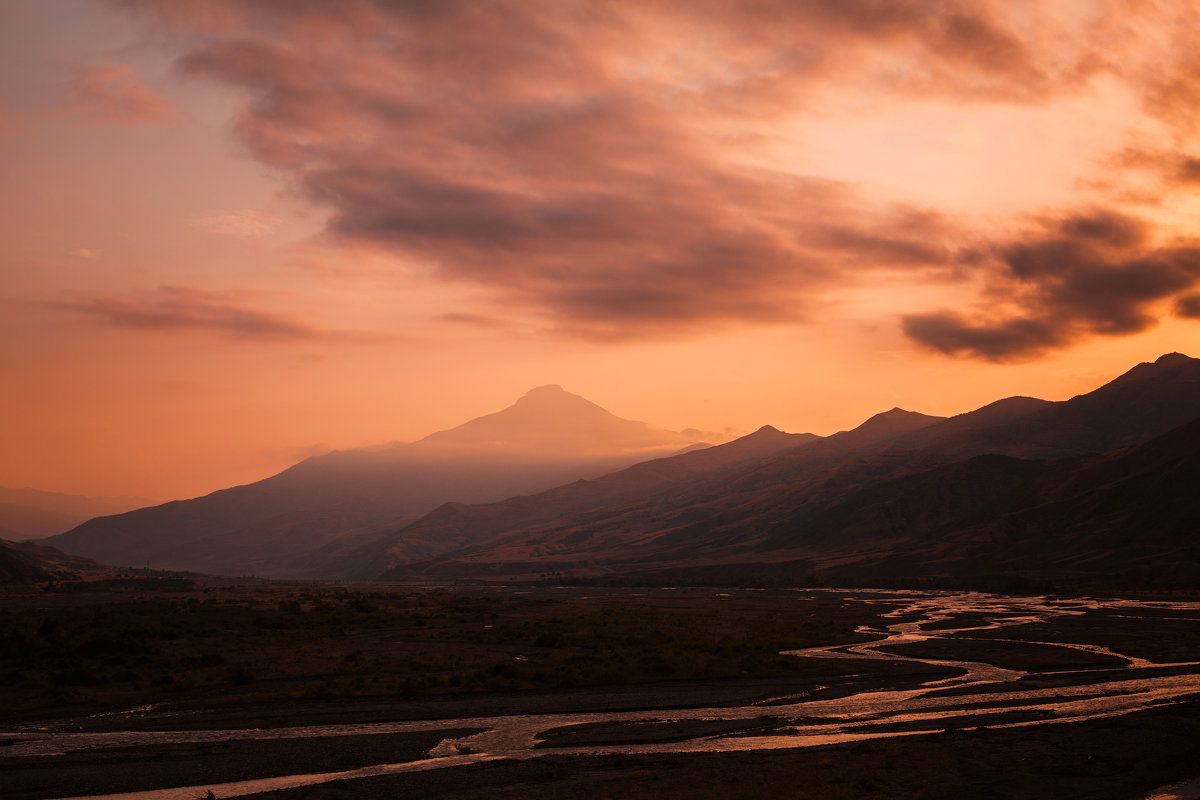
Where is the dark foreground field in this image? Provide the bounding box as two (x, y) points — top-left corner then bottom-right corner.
(2, 583), (1199, 799)
(0, 582), (919, 719)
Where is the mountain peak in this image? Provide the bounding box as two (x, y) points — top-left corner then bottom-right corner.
(419, 386), (712, 454)
(850, 407), (945, 439)
(1154, 352), (1194, 366)
(1101, 352), (1198, 391)
(870, 407), (924, 422)
(511, 385), (598, 411)
(521, 384), (567, 398)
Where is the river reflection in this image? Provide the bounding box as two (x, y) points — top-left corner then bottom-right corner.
(8, 590), (1200, 800)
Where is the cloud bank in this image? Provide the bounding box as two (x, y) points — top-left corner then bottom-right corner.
(903, 210), (1200, 360)
(114, 0), (1200, 353)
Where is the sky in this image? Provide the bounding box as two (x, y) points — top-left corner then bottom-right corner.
(3, 0), (1200, 503)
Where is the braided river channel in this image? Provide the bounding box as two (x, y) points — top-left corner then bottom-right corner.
(5, 590), (1200, 799)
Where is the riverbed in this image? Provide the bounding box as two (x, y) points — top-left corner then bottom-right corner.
(4, 589), (1199, 799)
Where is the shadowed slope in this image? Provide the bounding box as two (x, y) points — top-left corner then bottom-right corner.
(44, 389), (723, 575)
(325, 424), (820, 578)
(758, 412), (1200, 586)
(0, 538), (102, 584)
(366, 409), (941, 579)
(374, 353), (1200, 583)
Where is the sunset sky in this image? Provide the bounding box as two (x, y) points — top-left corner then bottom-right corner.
(3, 0), (1200, 502)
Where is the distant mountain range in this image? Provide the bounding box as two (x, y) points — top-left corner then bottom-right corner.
(32, 353), (1200, 589)
(0, 537), (102, 585)
(0, 488), (147, 541)
(42, 386), (731, 576)
(370, 353), (1200, 589)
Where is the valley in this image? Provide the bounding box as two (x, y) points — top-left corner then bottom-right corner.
(3, 584), (1200, 799)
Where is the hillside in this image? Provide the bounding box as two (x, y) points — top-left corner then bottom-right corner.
(43, 387), (726, 576)
(0, 538), (103, 585)
(374, 353), (1200, 586)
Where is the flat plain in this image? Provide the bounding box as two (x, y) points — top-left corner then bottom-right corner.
(3, 582), (1199, 799)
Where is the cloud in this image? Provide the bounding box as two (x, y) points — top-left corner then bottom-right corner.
(70, 248), (99, 259)
(49, 285), (388, 343)
(438, 312), (510, 329)
(191, 210), (280, 238)
(104, 1), (1060, 339)
(902, 209), (1200, 361)
(62, 62), (177, 126)
(112, 1), (1200, 348)
(1177, 293), (1200, 320)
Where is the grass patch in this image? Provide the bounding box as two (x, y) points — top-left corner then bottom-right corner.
(0, 586), (903, 719)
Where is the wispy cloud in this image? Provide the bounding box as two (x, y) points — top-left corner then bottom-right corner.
(49, 285), (390, 344)
(191, 210), (279, 239)
(438, 312), (512, 330)
(61, 62), (177, 126)
(69, 248), (100, 260)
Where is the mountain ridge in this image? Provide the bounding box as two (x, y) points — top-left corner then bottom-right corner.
(374, 353), (1200, 585)
(43, 387), (728, 575)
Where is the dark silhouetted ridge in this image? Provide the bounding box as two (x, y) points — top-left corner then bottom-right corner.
(373, 353), (1200, 586)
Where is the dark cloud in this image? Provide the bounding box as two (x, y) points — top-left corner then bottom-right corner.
(901, 313), (1067, 362)
(113, 1), (1200, 349)
(49, 286), (386, 343)
(1177, 293), (1200, 320)
(903, 210), (1200, 361)
(1172, 157), (1200, 185)
(1107, 146), (1200, 191)
(109, 0), (1066, 338)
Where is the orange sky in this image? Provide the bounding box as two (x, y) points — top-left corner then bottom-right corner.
(3, 0), (1200, 502)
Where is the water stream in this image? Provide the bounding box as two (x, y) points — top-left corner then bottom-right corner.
(7, 591), (1199, 799)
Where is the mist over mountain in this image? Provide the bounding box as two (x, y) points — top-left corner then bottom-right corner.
(418, 385), (716, 454)
(43, 387), (728, 576)
(0, 488), (148, 541)
(374, 353), (1200, 588)
(320, 422), (821, 578)
(37, 353), (1200, 588)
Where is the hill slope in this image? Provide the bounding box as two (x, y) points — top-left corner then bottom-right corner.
(45, 388), (725, 576)
(0, 538), (103, 584)
(374, 353), (1200, 585)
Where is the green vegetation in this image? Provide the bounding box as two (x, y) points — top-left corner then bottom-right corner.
(0, 586), (896, 719)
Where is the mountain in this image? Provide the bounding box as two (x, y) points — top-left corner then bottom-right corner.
(0, 538), (103, 584)
(323, 423), (822, 578)
(0, 487), (147, 540)
(420, 384), (710, 454)
(373, 353), (1200, 585)
(361, 407), (944, 580)
(753, 414), (1200, 587)
(43, 387), (727, 576)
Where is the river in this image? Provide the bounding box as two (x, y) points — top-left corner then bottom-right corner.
(5, 590), (1199, 799)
